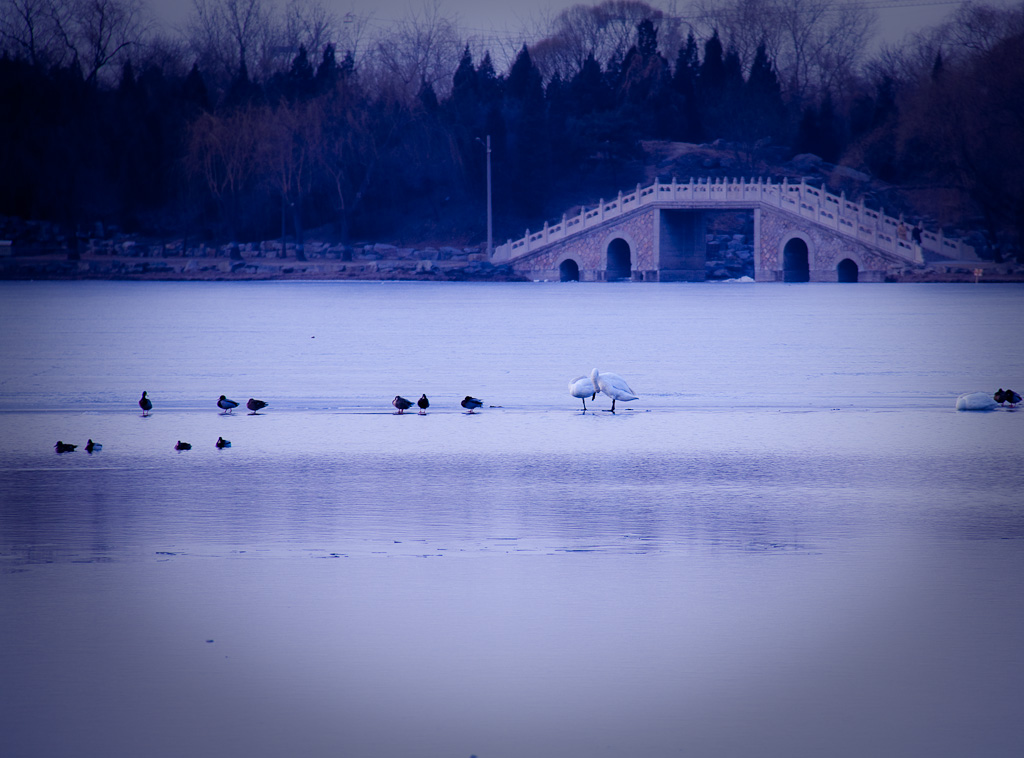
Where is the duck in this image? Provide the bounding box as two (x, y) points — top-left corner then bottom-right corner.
(393, 395), (414, 414)
(1005, 389), (1022, 407)
(417, 394), (430, 414)
(139, 391), (152, 416)
(175, 440), (192, 450)
(216, 436), (231, 449)
(569, 375), (596, 410)
(217, 395), (239, 414)
(85, 439), (102, 453)
(994, 389), (1006, 405)
(54, 441), (76, 453)
(246, 398), (268, 414)
(590, 368), (638, 412)
(461, 396), (483, 413)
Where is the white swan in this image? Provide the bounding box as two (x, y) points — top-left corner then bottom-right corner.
(955, 391), (997, 411)
(569, 375), (596, 410)
(590, 368), (638, 412)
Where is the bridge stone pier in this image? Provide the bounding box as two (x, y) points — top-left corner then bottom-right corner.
(493, 177), (976, 282)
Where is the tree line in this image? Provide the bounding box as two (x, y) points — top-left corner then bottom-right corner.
(1, 0), (1022, 258)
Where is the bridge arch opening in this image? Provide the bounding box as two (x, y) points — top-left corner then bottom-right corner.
(783, 238), (810, 282)
(606, 238), (632, 280)
(559, 259), (580, 282)
(837, 258), (859, 282)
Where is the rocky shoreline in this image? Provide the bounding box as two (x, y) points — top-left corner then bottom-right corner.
(2, 229), (1021, 283)
(0, 237), (529, 282)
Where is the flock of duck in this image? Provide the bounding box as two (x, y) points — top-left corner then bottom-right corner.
(390, 394), (484, 414)
(52, 369), (639, 454)
(994, 389), (1021, 406)
(54, 391), (271, 453)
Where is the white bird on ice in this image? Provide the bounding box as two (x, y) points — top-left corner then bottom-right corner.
(590, 368), (638, 412)
(569, 375), (596, 410)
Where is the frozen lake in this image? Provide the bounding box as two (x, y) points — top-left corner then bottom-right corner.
(1, 280), (1023, 758)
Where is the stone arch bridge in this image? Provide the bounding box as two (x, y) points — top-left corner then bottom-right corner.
(492, 177), (976, 282)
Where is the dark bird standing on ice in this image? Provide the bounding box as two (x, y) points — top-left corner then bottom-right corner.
(393, 395), (414, 414)
(246, 398), (268, 414)
(461, 396), (483, 413)
(139, 391), (152, 416)
(1005, 389), (1022, 407)
(217, 395), (239, 414)
(417, 394), (429, 413)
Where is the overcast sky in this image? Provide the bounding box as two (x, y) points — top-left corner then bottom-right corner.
(144, 0), (1018, 54)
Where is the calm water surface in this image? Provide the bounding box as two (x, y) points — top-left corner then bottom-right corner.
(1, 281), (1023, 758)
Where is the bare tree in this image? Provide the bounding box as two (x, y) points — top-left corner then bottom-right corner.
(1, 0), (149, 82)
(693, 0), (876, 104)
(186, 105), (267, 239)
(67, 0), (149, 84)
(261, 98), (322, 257)
(889, 0), (1024, 80)
(185, 0), (274, 85)
(282, 0), (334, 59)
(0, 0), (70, 67)
(939, 0), (1024, 56)
(531, 0), (666, 80)
(366, 0), (462, 102)
(872, 2), (1024, 251)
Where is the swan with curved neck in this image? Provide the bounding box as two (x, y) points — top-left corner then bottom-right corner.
(590, 368), (638, 412)
(569, 375), (595, 410)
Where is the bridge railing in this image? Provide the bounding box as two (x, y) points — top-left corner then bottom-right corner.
(492, 176), (976, 265)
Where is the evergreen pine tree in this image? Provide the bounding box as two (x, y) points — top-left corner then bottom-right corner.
(288, 45), (315, 100)
(181, 63), (209, 112)
(315, 44), (339, 94)
(742, 42), (785, 145)
(672, 33), (702, 141)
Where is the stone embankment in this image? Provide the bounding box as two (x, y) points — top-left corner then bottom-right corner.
(2, 220), (1020, 282)
(0, 235), (527, 281)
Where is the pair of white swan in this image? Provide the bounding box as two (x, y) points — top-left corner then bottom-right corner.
(569, 368), (638, 411)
